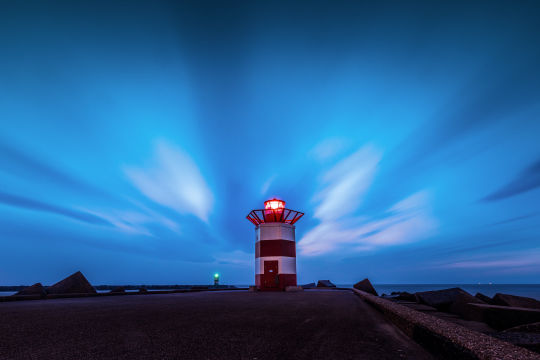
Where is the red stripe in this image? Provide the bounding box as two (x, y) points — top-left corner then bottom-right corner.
(255, 240), (296, 258)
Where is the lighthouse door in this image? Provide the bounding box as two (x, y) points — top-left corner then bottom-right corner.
(263, 261), (279, 289)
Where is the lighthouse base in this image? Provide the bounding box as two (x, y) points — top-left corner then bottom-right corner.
(255, 223), (298, 291)
(256, 274), (297, 291)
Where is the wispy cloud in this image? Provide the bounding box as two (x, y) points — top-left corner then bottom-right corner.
(313, 145), (382, 221)
(299, 191), (436, 256)
(260, 175), (276, 196)
(437, 250), (540, 272)
(309, 138), (349, 162)
(482, 158), (540, 202)
(214, 249), (253, 266)
(81, 206), (180, 236)
(0, 141), (116, 202)
(445, 258), (538, 269)
(298, 145), (436, 256)
(0, 190), (113, 227)
(485, 213), (539, 227)
(125, 141), (214, 222)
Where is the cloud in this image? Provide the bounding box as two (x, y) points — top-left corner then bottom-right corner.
(298, 144), (436, 256)
(486, 213), (538, 227)
(214, 249), (253, 266)
(0, 142), (184, 237)
(0, 191), (112, 227)
(0, 142), (116, 202)
(394, 50), (540, 173)
(313, 145), (382, 221)
(482, 158), (540, 201)
(260, 175), (276, 195)
(445, 258), (537, 269)
(299, 191), (436, 256)
(81, 207), (181, 236)
(437, 250), (540, 271)
(0, 141), (119, 207)
(125, 141), (213, 222)
(309, 138), (349, 162)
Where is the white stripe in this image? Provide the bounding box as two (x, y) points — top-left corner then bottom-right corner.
(255, 256), (296, 275)
(257, 223), (295, 241)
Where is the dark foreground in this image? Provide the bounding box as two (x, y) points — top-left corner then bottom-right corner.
(0, 290), (433, 360)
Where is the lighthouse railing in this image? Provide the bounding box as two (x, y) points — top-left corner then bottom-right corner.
(246, 208), (304, 226)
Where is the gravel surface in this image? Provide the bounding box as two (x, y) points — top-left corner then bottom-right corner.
(0, 290), (433, 360)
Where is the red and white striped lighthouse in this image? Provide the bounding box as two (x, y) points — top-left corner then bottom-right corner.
(246, 199), (304, 291)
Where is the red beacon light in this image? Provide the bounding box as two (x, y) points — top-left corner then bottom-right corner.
(265, 199), (285, 210)
(247, 198), (304, 226)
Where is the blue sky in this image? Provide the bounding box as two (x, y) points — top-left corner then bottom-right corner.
(1, 1), (540, 285)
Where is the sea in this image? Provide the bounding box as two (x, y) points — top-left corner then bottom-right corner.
(2, 284), (540, 300)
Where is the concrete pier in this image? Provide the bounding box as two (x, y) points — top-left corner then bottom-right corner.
(0, 290), (433, 359)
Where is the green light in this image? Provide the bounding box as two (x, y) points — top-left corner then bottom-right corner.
(214, 273), (219, 279)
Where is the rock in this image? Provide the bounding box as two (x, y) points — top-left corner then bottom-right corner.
(109, 286), (125, 293)
(285, 286), (303, 292)
(138, 287), (148, 293)
(448, 291), (485, 319)
(47, 271), (96, 294)
(466, 303), (540, 330)
(393, 291), (416, 301)
(380, 294), (399, 300)
(491, 331), (540, 353)
(475, 292), (495, 304)
(316, 280), (336, 288)
(301, 283), (316, 289)
(14, 283), (47, 297)
(492, 293), (540, 310)
(504, 322), (540, 334)
(415, 288), (471, 310)
(353, 278), (378, 296)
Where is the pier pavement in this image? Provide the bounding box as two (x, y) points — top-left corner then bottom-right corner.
(0, 290), (433, 359)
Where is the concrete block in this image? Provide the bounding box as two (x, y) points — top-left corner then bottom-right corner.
(493, 293), (540, 310)
(47, 271), (96, 295)
(415, 288), (470, 310)
(14, 283), (47, 297)
(317, 280), (336, 288)
(466, 303), (540, 330)
(353, 278), (378, 296)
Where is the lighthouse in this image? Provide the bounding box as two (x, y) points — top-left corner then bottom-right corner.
(246, 198), (304, 291)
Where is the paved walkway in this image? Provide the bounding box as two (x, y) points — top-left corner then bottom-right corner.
(0, 290), (433, 359)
